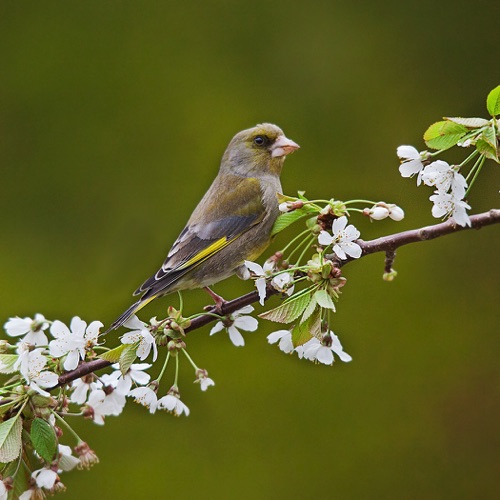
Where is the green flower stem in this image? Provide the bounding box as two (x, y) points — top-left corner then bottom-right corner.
(343, 199), (376, 206)
(295, 235), (316, 267)
(155, 351), (171, 384)
(173, 353), (179, 387)
(465, 155), (485, 196)
(181, 349), (198, 371)
(188, 311), (224, 321)
(459, 148), (480, 168)
(52, 410), (84, 443)
(177, 291), (184, 314)
(280, 228), (312, 255)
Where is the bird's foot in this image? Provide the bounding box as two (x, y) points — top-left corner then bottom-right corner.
(203, 287), (228, 315)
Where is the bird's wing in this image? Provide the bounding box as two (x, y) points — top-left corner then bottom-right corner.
(134, 176), (265, 295)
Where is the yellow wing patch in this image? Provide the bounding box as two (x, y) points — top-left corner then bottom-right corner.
(178, 236), (231, 270)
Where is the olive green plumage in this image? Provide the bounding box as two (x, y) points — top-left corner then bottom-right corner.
(108, 123), (299, 331)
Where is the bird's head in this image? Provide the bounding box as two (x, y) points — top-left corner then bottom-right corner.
(221, 123), (299, 177)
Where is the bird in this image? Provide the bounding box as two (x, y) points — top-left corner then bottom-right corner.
(107, 123), (299, 331)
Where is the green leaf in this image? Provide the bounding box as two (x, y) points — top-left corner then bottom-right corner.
(301, 295), (317, 323)
(0, 416), (22, 463)
(119, 344), (138, 375)
(0, 354), (18, 374)
(291, 309), (322, 348)
(259, 291), (312, 324)
(0, 401), (16, 416)
(486, 85), (500, 116)
(271, 206), (316, 236)
(481, 126), (497, 150)
(476, 139), (499, 162)
(445, 117), (490, 128)
(30, 417), (57, 463)
(2, 458), (28, 498)
(313, 289), (336, 311)
(423, 120), (468, 150)
(98, 344), (128, 363)
(291, 321), (313, 348)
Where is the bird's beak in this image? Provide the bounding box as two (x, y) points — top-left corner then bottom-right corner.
(271, 135), (300, 158)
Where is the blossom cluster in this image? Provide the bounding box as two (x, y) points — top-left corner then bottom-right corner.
(397, 146), (471, 226)
(267, 329), (352, 365)
(0, 312), (215, 497)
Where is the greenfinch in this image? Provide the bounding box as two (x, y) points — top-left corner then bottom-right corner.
(108, 123), (299, 331)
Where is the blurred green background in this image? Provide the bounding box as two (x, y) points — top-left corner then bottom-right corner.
(1, 1), (499, 498)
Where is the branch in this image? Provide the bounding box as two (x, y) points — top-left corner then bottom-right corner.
(56, 209), (499, 387)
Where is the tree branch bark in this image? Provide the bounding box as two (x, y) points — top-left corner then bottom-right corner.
(56, 209), (499, 387)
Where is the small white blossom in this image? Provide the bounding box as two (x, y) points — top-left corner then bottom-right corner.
(70, 377), (101, 405)
(194, 369), (215, 391)
(108, 363), (152, 395)
(14, 344), (58, 396)
(429, 190), (471, 227)
(318, 216), (362, 260)
(121, 316), (158, 362)
(210, 305), (258, 347)
(32, 468), (58, 489)
(58, 444), (81, 471)
(0, 480), (8, 500)
(86, 388), (126, 424)
(420, 160), (468, 200)
(244, 260), (295, 305)
(4, 313), (49, 346)
(457, 139), (472, 147)
(157, 392), (190, 416)
(49, 317), (102, 371)
(128, 386), (158, 414)
(267, 329), (294, 354)
(302, 333), (352, 365)
(397, 145), (427, 180)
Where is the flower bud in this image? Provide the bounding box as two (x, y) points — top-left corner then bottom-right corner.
(388, 205), (404, 221)
(370, 206), (390, 220)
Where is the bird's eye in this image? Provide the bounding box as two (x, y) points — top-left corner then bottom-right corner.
(253, 135), (268, 147)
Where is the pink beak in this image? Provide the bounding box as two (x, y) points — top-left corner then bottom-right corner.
(271, 135), (300, 158)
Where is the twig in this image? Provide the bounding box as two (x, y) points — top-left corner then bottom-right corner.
(55, 209), (499, 387)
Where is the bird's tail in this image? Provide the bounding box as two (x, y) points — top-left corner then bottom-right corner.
(105, 295), (156, 333)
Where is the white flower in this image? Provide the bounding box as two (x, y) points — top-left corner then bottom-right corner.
(267, 329), (294, 354)
(108, 363), (151, 395)
(58, 444), (81, 471)
(32, 468), (58, 489)
(128, 386), (158, 414)
(157, 393), (190, 416)
(70, 377), (101, 404)
(194, 369), (215, 391)
(209, 305), (258, 347)
(457, 139), (472, 147)
(244, 260), (275, 305)
(49, 317), (102, 371)
(302, 332), (352, 365)
(14, 344), (58, 396)
(120, 316), (158, 362)
(4, 313), (49, 346)
(244, 260), (295, 305)
(318, 216), (362, 260)
(86, 388), (126, 424)
(429, 190), (471, 227)
(0, 480), (8, 500)
(420, 160), (468, 200)
(397, 145), (426, 180)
